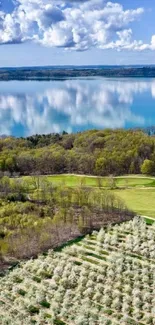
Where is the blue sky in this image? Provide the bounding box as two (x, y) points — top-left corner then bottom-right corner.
(0, 0), (155, 66)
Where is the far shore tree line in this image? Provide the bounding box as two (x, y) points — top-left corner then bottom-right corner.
(0, 129), (155, 177)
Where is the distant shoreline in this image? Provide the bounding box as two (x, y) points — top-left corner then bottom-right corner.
(0, 66), (155, 80)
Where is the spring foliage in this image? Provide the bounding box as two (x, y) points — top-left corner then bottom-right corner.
(0, 129), (155, 176)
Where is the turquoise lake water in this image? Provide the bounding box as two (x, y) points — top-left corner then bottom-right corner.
(0, 78), (155, 136)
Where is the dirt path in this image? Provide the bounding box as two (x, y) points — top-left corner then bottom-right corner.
(141, 215), (155, 221)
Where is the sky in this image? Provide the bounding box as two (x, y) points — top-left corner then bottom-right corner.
(0, 0), (155, 66)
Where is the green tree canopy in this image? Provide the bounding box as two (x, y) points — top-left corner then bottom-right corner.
(141, 159), (155, 175)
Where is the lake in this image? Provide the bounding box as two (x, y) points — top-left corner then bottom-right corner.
(0, 78), (155, 137)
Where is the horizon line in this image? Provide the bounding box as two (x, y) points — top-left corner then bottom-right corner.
(0, 64), (155, 69)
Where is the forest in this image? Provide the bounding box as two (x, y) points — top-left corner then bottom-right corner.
(0, 66), (155, 80)
(0, 128), (155, 176)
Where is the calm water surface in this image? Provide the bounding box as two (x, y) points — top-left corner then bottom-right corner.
(0, 78), (155, 136)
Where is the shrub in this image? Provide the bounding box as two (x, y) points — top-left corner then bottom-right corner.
(28, 305), (39, 314)
(32, 276), (41, 283)
(18, 289), (26, 296)
(14, 276), (23, 283)
(54, 320), (66, 325)
(7, 193), (26, 202)
(0, 231), (6, 239)
(39, 300), (50, 308)
(44, 313), (52, 319)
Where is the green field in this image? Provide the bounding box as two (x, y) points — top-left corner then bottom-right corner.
(114, 188), (155, 217)
(47, 174), (100, 187)
(23, 174), (155, 218)
(29, 174), (155, 188)
(47, 175), (155, 217)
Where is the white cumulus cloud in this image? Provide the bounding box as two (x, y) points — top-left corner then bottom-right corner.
(0, 0), (154, 51)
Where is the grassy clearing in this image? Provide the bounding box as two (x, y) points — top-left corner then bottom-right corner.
(23, 174), (155, 188)
(46, 174), (155, 188)
(115, 177), (155, 187)
(46, 175), (155, 218)
(22, 174), (155, 218)
(114, 188), (155, 218)
(47, 174), (101, 187)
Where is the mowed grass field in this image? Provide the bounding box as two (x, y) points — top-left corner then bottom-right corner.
(46, 175), (155, 218)
(114, 189), (155, 218)
(23, 174), (155, 218)
(45, 174), (155, 188)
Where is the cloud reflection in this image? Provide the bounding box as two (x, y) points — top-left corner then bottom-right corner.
(0, 78), (154, 136)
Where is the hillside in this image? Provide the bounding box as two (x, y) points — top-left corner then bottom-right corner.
(0, 129), (155, 176)
(1, 217), (155, 325)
